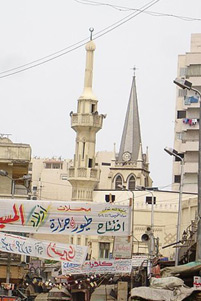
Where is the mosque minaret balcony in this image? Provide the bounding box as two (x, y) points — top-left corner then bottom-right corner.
(71, 112), (104, 132)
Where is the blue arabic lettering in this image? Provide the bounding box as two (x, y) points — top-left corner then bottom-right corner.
(72, 216), (92, 234)
(15, 241), (32, 254)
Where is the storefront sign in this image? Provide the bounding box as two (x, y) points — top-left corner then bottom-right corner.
(0, 199), (131, 236)
(62, 259), (132, 275)
(0, 232), (87, 264)
(113, 236), (132, 258)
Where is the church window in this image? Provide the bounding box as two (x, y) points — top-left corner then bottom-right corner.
(128, 175), (135, 190)
(115, 175), (122, 189)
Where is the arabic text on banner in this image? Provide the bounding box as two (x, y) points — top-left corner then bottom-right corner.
(61, 259), (132, 275)
(0, 199), (131, 236)
(0, 232), (87, 264)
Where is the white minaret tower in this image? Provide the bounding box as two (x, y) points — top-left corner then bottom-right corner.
(68, 29), (105, 201)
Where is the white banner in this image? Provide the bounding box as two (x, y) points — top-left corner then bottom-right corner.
(0, 199), (131, 236)
(62, 259), (132, 275)
(0, 232), (87, 264)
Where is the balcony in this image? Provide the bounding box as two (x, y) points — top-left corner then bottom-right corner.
(0, 143), (31, 163)
(68, 167), (100, 180)
(71, 113), (103, 131)
(183, 162), (198, 174)
(181, 141), (198, 152)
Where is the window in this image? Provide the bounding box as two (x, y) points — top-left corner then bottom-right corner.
(115, 175), (122, 189)
(146, 196), (156, 204)
(174, 175), (181, 183)
(177, 111), (186, 119)
(52, 163), (62, 169)
(102, 162), (111, 166)
(88, 158), (93, 168)
(77, 237), (81, 245)
(91, 104), (96, 113)
(128, 175), (135, 190)
(99, 242), (110, 258)
(175, 153), (184, 162)
(44, 162), (63, 169)
(176, 132), (183, 140)
(70, 237), (74, 244)
(85, 238), (88, 246)
(45, 163), (51, 169)
(82, 142), (85, 159)
(178, 89), (187, 97)
(179, 67), (187, 77)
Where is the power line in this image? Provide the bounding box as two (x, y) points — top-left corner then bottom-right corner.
(74, 0), (201, 22)
(0, 0), (159, 79)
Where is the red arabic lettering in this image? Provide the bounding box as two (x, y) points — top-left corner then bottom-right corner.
(0, 204), (24, 229)
(57, 205), (91, 212)
(47, 243), (75, 262)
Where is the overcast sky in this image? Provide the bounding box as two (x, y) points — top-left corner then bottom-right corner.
(0, 0), (201, 189)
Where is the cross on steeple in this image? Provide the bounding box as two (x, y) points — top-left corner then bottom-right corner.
(131, 66), (138, 76)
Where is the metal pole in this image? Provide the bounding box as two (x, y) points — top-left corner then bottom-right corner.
(6, 178), (15, 296)
(194, 88), (201, 261)
(175, 158), (184, 266)
(130, 192), (134, 290)
(150, 191), (154, 230)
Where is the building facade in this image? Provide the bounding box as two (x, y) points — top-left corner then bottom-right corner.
(0, 134), (31, 286)
(173, 33), (201, 193)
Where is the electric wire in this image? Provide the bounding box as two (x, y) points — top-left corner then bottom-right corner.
(74, 0), (201, 21)
(0, 0), (159, 79)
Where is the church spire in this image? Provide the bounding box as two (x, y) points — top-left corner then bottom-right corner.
(117, 75), (142, 163)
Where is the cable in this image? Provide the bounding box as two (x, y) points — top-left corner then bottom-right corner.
(74, 0), (201, 22)
(0, 37), (89, 75)
(0, 0), (159, 79)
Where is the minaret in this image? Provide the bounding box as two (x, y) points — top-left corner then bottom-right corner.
(68, 29), (105, 201)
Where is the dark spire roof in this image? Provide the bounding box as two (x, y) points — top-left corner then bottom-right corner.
(117, 76), (142, 162)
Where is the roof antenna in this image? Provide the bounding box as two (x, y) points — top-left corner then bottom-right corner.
(89, 27), (94, 41)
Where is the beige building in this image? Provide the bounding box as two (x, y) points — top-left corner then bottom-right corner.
(0, 134), (31, 284)
(173, 33), (201, 193)
(30, 157), (72, 201)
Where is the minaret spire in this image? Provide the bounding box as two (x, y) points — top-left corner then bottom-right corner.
(79, 28), (97, 101)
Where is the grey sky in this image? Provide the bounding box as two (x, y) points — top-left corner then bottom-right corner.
(0, 0), (201, 189)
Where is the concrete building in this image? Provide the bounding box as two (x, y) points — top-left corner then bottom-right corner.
(0, 134), (31, 286)
(173, 33), (201, 193)
(30, 157), (72, 201)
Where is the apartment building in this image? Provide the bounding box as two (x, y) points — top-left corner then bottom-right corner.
(173, 33), (201, 193)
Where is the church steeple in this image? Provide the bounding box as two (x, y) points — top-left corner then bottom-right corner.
(110, 74), (152, 190)
(117, 75), (141, 163)
(68, 30), (105, 201)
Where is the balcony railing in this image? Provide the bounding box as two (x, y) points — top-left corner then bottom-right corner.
(71, 113), (103, 129)
(68, 167), (99, 180)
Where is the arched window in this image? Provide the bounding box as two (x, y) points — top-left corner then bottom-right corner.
(115, 175), (122, 190)
(128, 175), (135, 190)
